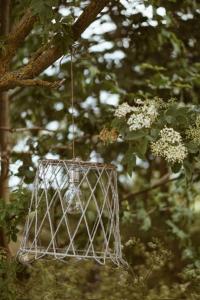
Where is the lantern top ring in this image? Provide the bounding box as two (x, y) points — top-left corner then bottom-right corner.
(39, 159), (116, 170)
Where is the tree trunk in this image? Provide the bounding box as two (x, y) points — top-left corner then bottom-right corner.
(0, 0), (11, 252)
(0, 92), (10, 201)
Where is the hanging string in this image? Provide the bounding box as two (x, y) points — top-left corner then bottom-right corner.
(70, 48), (75, 160)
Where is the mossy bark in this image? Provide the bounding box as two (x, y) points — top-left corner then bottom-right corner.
(0, 0), (11, 253)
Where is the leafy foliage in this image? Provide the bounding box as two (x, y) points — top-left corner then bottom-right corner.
(1, 0), (200, 299)
(0, 187), (29, 242)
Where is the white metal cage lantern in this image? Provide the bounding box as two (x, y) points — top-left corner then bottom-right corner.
(17, 159), (124, 266)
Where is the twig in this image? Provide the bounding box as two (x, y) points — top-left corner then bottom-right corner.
(0, 77), (65, 91)
(11, 151), (33, 155)
(123, 173), (182, 200)
(9, 87), (23, 101)
(0, 126), (56, 133)
(13, 78), (65, 88)
(52, 145), (72, 150)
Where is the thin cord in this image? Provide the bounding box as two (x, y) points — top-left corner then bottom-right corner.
(70, 48), (75, 159)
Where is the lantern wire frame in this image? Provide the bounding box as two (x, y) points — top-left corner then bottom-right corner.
(17, 159), (127, 267)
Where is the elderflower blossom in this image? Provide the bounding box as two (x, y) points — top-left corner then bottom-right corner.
(160, 127), (182, 144)
(114, 102), (132, 118)
(114, 98), (165, 131)
(135, 98), (144, 105)
(127, 113), (151, 131)
(151, 127), (187, 164)
(127, 102), (158, 131)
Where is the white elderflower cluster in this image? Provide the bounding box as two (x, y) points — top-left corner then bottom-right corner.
(186, 115), (200, 145)
(128, 101), (158, 131)
(114, 102), (132, 118)
(151, 127), (187, 164)
(127, 113), (151, 131)
(114, 99), (159, 131)
(160, 127), (182, 144)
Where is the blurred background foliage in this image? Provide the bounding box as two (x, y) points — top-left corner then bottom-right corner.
(1, 0), (200, 299)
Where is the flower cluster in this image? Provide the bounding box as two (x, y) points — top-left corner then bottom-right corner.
(128, 102), (158, 131)
(160, 127), (182, 144)
(114, 102), (132, 118)
(114, 99), (159, 131)
(99, 128), (118, 143)
(186, 115), (200, 145)
(151, 127), (187, 164)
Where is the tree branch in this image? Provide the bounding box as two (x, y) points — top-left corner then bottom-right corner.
(18, 0), (110, 79)
(0, 9), (37, 74)
(0, 0), (111, 91)
(0, 72), (65, 90)
(123, 173), (182, 200)
(9, 78), (65, 89)
(0, 126), (56, 133)
(72, 0), (109, 40)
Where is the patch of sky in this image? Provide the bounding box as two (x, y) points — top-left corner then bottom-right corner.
(10, 176), (21, 188)
(178, 12), (194, 20)
(68, 106), (79, 117)
(23, 57), (29, 65)
(135, 3), (153, 18)
(89, 151), (104, 163)
(54, 102), (64, 111)
(81, 96), (97, 109)
(119, 173), (137, 188)
(122, 38), (130, 48)
(59, 6), (81, 18)
(142, 20), (158, 27)
(83, 15), (117, 39)
(44, 55), (70, 76)
(21, 111), (27, 118)
(120, 1), (154, 18)
(100, 91), (119, 106)
(89, 41), (113, 53)
(9, 160), (23, 188)
(68, 124), (84, 140)
(46, 120), (60, 131)
(32, 155), (40, 164)
(45, 153), (60, 160)
(80, 96), (100, 115)
(104, 50), (125, 62)
(13, 137), (30, 152)
(157, 7), (166, 17)
(136, 157), (149, 168)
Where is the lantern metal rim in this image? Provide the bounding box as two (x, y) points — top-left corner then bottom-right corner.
(17, 248), (123, 266)
(39, 159), (116, 170)
(18, 247), (119, 259)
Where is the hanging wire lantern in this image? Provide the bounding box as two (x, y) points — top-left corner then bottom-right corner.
(17, 158), (124, 265)
(17, 49), (126, 267)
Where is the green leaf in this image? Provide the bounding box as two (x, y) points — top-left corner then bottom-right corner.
(125, 129), (148, 141)
(183, 161), (193, 181)
(166, 220), (188, 240)
(140, 62), (166, 72)
(134, 138), (148, 159)
(137, 208), (151, 231)
(122, 146), (136, 175)
(111, 118), (126, 134)
(148, 73), (171, 89)
(171, 163), (182, 173)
